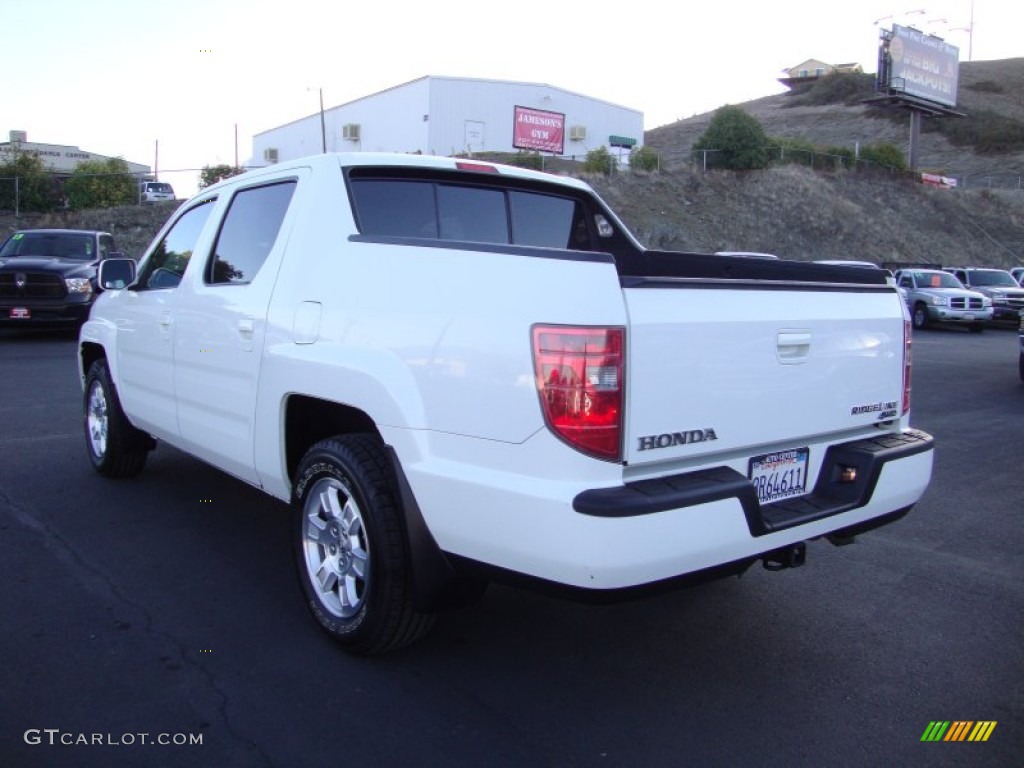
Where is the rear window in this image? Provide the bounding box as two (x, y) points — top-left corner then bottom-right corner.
(349, 176), (590, 250)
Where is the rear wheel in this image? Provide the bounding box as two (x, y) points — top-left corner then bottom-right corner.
(84, 359), (151, 477)
(912, 303), (929, 330)
(292, 435), (434, 654)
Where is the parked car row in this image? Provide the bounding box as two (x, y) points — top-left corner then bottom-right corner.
(894, 266), (1024, 332)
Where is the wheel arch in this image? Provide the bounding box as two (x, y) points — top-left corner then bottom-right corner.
(283, 396), (472, 612)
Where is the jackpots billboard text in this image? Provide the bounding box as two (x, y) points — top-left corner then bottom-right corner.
(887, 24), (960, 108)
(513, 106), (565, 155)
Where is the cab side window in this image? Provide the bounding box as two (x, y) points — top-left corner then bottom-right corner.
(136, 200), (215, 290)
(205, 181), (297, 285)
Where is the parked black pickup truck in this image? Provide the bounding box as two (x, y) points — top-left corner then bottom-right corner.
(0, 229), (122, 328)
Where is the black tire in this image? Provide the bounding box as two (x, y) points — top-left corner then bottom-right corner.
(84, 359), (151, 478)
(968, 324), (985, 333)
(912, 303), (929, 330)
(1019, 352), (1024, 383)
(292, 434), (434, 654)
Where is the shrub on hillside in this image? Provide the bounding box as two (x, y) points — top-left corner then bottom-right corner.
(858, 142), (907, 171)
(629, 145), (660, 172)
(923, 109), (1024, 154)
(694, 106), (769, 170)
(0, 152), (60, 212)
(64, 158), (136, 210)
(583, 146), (615, 175)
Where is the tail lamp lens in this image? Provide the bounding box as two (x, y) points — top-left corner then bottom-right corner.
(532, 326), (624, 461)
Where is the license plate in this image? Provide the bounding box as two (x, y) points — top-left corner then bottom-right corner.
(964, 314), (974, 321)
(749, 448), (809, 504)
(9, 307), (30, 319)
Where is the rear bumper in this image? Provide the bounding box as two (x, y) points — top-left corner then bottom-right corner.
(400, 428), (934, 590)
(574, 429), (933, 536)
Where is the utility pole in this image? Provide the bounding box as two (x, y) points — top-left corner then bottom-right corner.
(318, 88), (327, 153)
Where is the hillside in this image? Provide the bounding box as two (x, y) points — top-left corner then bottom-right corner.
(644, 58), (1024, 183)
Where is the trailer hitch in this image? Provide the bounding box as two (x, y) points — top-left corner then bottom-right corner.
(762, 542), (807, 571)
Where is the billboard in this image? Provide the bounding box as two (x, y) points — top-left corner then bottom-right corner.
(513, 106), (565, 154)
(883, 24), (960, 108)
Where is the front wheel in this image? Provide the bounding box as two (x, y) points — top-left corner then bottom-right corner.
(912, 304), (929, 330)
(292, 435), (434, 654)
(84, 359), (152, 477)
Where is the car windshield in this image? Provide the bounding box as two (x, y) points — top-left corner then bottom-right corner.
(969, 270), (1017, 287)
(0, 232), (95, 260)
(913, 271), (963, 289)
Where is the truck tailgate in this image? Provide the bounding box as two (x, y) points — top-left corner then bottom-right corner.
(620, 259), (904, 467)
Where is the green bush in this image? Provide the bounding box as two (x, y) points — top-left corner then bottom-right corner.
(64, 158), (137, 209)
(583, 146), (615, 175)
(0, 151), (60, 212)
(629, 145), (660, 172)
(199, 164), (245, 189)
(694, 106), (769, 170)
(859, 142), (907, 171)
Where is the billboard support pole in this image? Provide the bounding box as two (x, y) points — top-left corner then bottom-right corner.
(908, 111), (921, 172)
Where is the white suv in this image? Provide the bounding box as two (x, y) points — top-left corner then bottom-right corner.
(139, 181), (175, 203)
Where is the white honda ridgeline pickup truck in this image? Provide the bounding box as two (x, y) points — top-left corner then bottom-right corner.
(79, 153), (934, 653)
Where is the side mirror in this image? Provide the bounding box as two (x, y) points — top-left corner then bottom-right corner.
(98, 258), (137, 291)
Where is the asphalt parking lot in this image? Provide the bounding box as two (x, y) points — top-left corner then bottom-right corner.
(1, 325), (1021, 768)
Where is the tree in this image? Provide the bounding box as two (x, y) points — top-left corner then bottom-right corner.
(64, 158), (136, 209)
(629, 145), (660, 172)
(199, 164), (245, 189)
(0, 151), (60, 212)
(694, 106), (769, 170)
(583, 146), (615, 175)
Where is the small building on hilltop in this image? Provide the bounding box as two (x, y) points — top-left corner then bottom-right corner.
(779, 60), (864, 87)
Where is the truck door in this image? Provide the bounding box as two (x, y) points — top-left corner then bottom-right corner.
(116, 200), (217, 439)
(172, 177), (301, 484)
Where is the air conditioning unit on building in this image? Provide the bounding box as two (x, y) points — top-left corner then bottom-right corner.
(569, 125), (586, 141)
(343, 124), (361, 141)
(263, 147), (279, 163)
(9, 130), (27, 144)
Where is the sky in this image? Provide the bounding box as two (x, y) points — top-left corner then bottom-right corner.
(2, 0), (1020, 198)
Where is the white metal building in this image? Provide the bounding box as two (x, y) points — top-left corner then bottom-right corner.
(251, 76), (644, 166)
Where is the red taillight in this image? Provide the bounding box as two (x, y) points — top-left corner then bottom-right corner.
(903, 318), (912, 415)
(532, 325), (624, 461)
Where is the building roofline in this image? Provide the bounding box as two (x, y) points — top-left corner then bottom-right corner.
(254, 75), (642, 137)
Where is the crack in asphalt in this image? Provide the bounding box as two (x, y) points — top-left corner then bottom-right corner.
(0, 484), (278, 768)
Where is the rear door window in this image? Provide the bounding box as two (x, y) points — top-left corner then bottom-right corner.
(205, 181), (297, 285)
